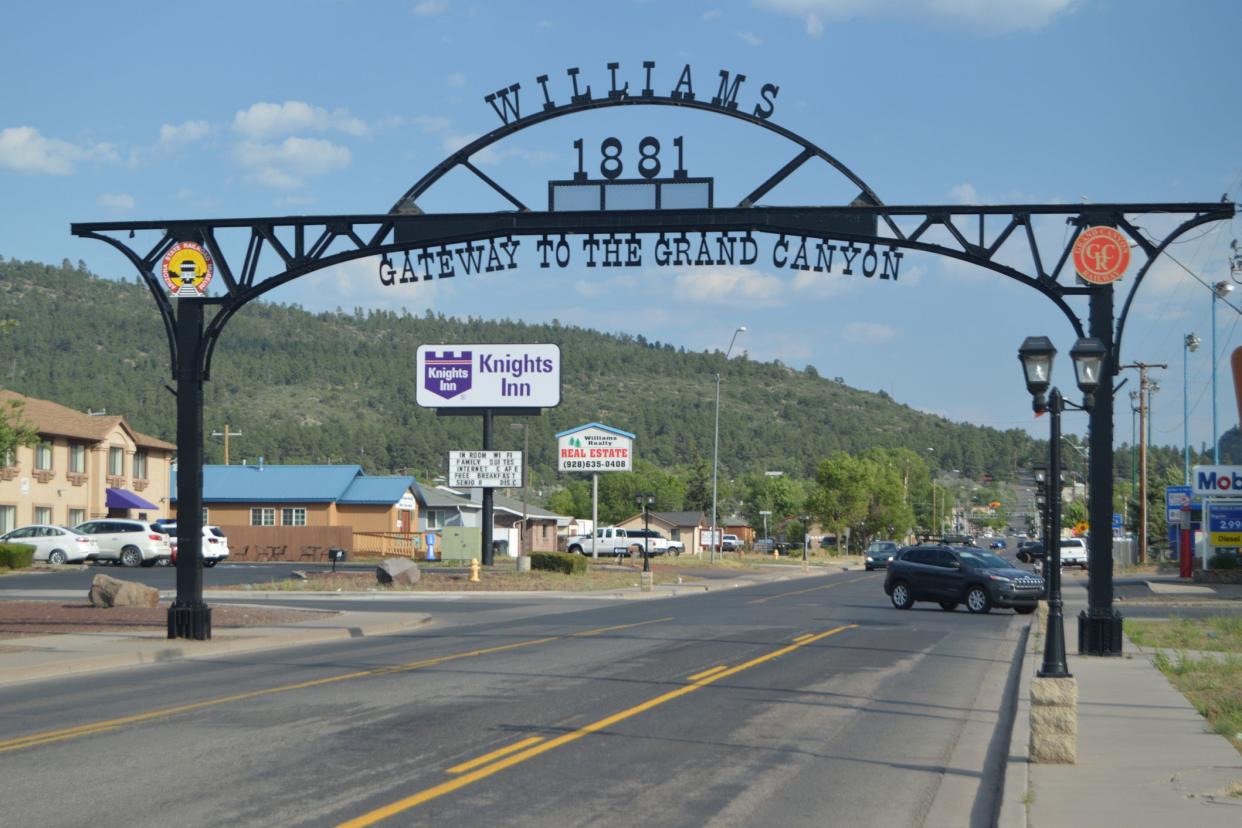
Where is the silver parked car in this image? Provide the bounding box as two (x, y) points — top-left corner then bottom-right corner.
(73, 519), (171, 567)
(0, 524), (100, 564)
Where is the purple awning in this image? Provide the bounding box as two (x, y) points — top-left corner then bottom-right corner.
(105, 487), (158, 510)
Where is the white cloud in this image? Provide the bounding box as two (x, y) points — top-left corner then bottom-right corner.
(737, 31), (764, 46)
(97, 192), (134, 210)
(758, 0), (1079, 36)
(0, 126), (116, 175)
(158, 120), (210, 147)
(842, 321), (897, 344)
(233, 137), (351, 189)
(949, 182), (979, 204)
(412, 0), (448, 15)
(232, 101), (368, 140)
(672, 266), (786, 307)
(446, 72), (467, 88)
(703, 8), (723, 20)
(535, 19), (553, 29)
(442, 133), (500, 165)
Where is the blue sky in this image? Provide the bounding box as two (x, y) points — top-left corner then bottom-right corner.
(2, 0), (1240, 448)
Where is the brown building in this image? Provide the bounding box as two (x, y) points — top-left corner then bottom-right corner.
(0, 390), (175, 532)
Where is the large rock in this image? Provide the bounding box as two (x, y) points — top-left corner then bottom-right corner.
(376, 557), (420, 586)
(88, 574), (160, 608)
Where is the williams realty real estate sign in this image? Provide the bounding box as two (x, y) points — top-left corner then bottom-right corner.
(556, 423), (635, 472)
(416, 344), (561, 408)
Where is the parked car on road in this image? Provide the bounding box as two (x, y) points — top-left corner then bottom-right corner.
(0, 524), (99, 564)
(73, 519), (171, 567)
(864, 540), (900, 570)
(989, 538), (1007, 549)
(754, 537), (794, 555)
(884, 544), (1044, 614)
(1016, 541), (1044, 563)
(1057, 538), (1089, 569)
(160, 522), (231, 567)
(721, 534), (740, 552)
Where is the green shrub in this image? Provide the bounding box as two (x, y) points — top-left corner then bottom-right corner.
(0, 543), (36, 569)
(530, 551), (589, 575)
(1209, 553), (1239, 570)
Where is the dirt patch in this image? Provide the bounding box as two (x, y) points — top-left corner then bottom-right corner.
(0, 601), (331, 639)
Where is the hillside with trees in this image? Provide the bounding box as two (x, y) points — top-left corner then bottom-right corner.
(1, 255), (1049, 536)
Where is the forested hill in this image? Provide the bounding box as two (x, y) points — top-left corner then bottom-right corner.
(0, 256), (1041, 483)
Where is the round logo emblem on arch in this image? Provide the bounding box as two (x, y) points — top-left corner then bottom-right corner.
(161, 242), (214, 297)
(1072, 226), (1131, 284)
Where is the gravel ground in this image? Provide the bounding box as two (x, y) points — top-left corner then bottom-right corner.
(0, 601), (331, 639)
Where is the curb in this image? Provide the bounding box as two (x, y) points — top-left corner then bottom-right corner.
(998, 618), (1036, 828)
(0, 611), (432, 688)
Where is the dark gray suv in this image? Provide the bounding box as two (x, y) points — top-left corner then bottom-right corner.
(883, 544), (1043, 614)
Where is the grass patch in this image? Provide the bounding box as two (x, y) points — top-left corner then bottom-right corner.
(1150, 649), (1242, 755)
(1126, 616), (1242, 653)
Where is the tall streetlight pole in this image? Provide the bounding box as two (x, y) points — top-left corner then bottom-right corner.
(511, 422), (529, 555)
(1212, 280), (1233, 463)
(1184, 333), (1200, 483)
(710, 325), (746, 564)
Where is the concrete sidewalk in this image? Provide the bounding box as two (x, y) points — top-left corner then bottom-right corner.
(1000, 618), (1242, 826)
(0, 607), (432, 688)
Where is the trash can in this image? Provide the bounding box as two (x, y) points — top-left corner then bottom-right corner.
(492, 540), (508, 557)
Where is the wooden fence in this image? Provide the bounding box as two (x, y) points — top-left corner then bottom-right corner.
(217, 525), (353, 563)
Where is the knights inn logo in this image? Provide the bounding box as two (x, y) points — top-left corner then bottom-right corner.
(424, 351), (473, 399)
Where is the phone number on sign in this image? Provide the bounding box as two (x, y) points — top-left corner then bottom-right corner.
(561, 460), (631, 470)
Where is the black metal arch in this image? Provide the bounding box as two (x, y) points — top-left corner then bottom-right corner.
(69, 88), (1237, 644)
(386, 92), (896, 234)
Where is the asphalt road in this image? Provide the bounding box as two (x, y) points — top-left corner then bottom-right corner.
(0, 570), (1025, 827)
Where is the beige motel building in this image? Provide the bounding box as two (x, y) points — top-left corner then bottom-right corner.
(0, 390), (175, 533)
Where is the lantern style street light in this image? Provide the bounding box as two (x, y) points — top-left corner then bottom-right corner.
(710, 326), (746, 563)
(635, 492), (655, 573)
(1017, 335), (1105, 678)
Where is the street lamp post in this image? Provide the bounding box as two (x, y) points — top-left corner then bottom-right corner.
(710, 326), (746, 564)
(511, 422), (529, 555)
(1212, 281), (1233, 463)
(1184, 333), (1200, 483)
(1017, 335), (1106, 679)
(635, 493), (655, 573)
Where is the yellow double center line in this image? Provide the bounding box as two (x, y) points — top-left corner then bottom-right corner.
(339, 623), (857, 827)
(0, 617), (672, 755)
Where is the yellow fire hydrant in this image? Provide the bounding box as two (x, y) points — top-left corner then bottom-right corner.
(469, 558), (481, 583)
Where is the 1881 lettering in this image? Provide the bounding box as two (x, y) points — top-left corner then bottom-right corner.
(572, 136), (688, 180)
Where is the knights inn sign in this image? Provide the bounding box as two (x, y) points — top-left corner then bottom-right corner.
(71, 62), (1236, 642)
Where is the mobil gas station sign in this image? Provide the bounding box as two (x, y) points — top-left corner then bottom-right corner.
(1192, 465), (1242, 496)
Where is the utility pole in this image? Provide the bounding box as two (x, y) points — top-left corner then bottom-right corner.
(210, 424), (243, 465)
(1119, 362), (1166, 564)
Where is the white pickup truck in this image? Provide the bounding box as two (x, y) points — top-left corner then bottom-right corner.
(565, 526), (672, 557)
(1057, 538), (1088, 569)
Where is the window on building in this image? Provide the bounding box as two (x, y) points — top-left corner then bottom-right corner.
(0, 505), (14, 534)
(108, 447), (123, 477)
(250, 507), (275, 527)
(2, 449), (14, 468)
(34, 506), (52, 525)
(35, 441), (53, 471)
(68, 508), (86, 527)
(132, 450), (148, 480)
(69, 443), (86, 474)
(425, 510), (441, 529)
(281, 508), (306, 526)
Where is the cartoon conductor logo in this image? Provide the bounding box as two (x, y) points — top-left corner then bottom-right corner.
(161, 242), (214, 297)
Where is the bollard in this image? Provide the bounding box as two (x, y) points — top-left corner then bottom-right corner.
(469, 558), (480, 583)
(516, 555), (531, 573)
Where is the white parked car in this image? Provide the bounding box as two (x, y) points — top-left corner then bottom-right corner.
(73, 519), (172, 567)
(0, 524), (99, 565)
(159, 522), (230, 567)
(1058, 538), (1088, 569)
